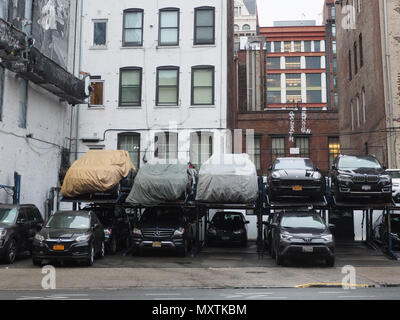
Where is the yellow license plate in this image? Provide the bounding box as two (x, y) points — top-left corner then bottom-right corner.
(152, 241), (162, 248)
(292, 186), (303, 191)
(53, 245), (64, 251)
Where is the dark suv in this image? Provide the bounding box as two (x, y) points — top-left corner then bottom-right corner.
(0, 204), (44, 263)
(267, 210), (335, 267)
(131, 207), (196, 257)
(330, 155), (392, 203)
(267, 158), (325, 202)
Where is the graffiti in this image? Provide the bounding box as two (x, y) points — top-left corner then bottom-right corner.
(301, 109), (311, 134)
(289, 111), (295, 143)
(0, 17), (25, 53)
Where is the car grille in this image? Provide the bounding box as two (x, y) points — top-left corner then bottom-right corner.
(352, 175), (379, 183)
(142, 228), (174, 239)
(352, 175), (365, 183)
(366, 175), (379, 183)
(278, 180), (318, 186)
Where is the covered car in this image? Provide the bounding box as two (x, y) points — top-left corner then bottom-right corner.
(61, 150), (136, 198)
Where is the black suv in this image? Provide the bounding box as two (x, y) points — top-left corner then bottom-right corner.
(0, 204), (44, 263)
(131, 207), (196, 257)
(330, 155), (392, 203)
(207, 211), (249, 246)
(83, 205), (133, 254)
(267, 210), (335, 267)
(267, 158), (325, 202)
(32, 210), (105, 266)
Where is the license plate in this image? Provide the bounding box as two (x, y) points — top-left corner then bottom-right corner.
(362, 185), (372, 191)
(53, 245), (64, 251)
(292, 186), (303, 191)
(222, 236), (230, 241)
(152, 241), (162, 248)
(302, 246), (313, 253)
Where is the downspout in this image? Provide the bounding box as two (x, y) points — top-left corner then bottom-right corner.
(383, 0), (395, 167)
(75, 0), (83, 160)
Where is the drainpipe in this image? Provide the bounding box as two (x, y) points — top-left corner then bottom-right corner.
(383, 0), (395, 167)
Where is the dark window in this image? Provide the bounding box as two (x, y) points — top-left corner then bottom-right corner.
(306, 74), (322, 103)
(328, 137), (340, 169)
(293, 41), (301, 52)
(159, 8), (179, 46)
(284, 41), (291, 52)
(295, 137), (310, 158)
(119, 67), (142, 106)
(123, 9), (143, 46)
(271, 137), (286, 162)
(93, 21), (107, 46)
(118, 132), (141, 169)
(90, 81), (104, 106)
(304, 41), (312, 52)
(274, 41), (282, 52)
(249, 136), (261, 171)
(156, 67), (179, 105)
(359, 33), (364, 67)
(0, 67), (4, 121)
(154, 132), (178, 160)
(314, 41), (321, 52)
(266, 57), (281, 70)
(354, 42), (358, 74)
(194, 7), (215, 45)
(285, 57), (301, 69)
(348, 50), (352, 81)
(191, 66), (214, 105)
(265, 42), (272, 52)
(305, 57), (321, 69)
(190, 131), (213, 170)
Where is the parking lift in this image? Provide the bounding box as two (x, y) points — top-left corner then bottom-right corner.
(0, 172), (21, 204)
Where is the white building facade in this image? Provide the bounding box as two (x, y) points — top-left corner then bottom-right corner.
(77, 0), (234, 170)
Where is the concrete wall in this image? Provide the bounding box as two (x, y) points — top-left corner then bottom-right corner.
(77, 0), (232, 165)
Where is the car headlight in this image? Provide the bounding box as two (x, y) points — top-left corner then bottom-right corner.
(132, 228), (142, 236)
(321, 234), (333, 241)
(272, 172), (280, 179)
(0, 229), (7, 239)
(338, 174), (352, 180)
(313, 172), (322, 179)
(208, 227), (217, 235)
(104, 228), (112, 236)
(173, 227), (185, 236)
(233, 229), (245, 235)
(380, 175), (391, 181)
(280, 233), (293, 240)
(75, 234), (91, 242)
(34, 233), (45, 242)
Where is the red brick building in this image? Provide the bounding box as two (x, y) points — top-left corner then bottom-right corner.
(232, 22), (340, 175)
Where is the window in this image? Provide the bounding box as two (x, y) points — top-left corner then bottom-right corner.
(356, 95), (360, 126)
(190, 132), (213, 170)
(267, 74), (281, 104)
(242, 24), (251, 31)
(348, 50), (352, 81)
(333, 57), (337, 73)
(305, 57), (321, 69)
(285, 57), (301, 70)
(191, 66), (214, 105)
(266, 57), (281, 70)
(293, 41), (301, 52)
(248, 136), (261, 171)
(93, 20), (107, 46)
(304, 41), (312, 52)
(314, 41), (321, 52)
(194, 7), (215, 45)
(306, 74), (322, 103)
(334, 92), (339, 107)
(331, 6), (336, 19)
(351, 100), (355, 131)
(154, 132), (178, 160)
(234, 6), (241, 17)
(118, 133), (141, 169)
(159, 8), (179, 46)
(119, 67), (142, 106)
(123, 9), (143, 46)
(332, 40), (336, 54)
(286, 74), (301, 103)
(156, 67), (179, 106)
(359, 33), (364, 67)
(274, 41), (282, 52)
(18, 79), (28, 129)
(89, 81), (104, 106)
(271, 137), (286, 163)
(328, 137), (341, 169)
(332, 24), (336, 38)
(284, 41), (291, 52)
(295, 137), (310, 158)
(354, 42), (358, 74)
(0, 67), (4, 121)
(234, 24), (239, 32)
(362, 87), (366, 122)
(265, 42), (272, 52)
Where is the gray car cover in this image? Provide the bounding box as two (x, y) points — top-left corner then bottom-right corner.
(196, 154), (259, 203)
(126, 159), (194, 206)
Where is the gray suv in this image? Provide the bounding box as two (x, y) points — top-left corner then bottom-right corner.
(267, 210), (335, 267)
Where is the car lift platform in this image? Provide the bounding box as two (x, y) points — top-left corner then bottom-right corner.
(265, 195), (329, 210)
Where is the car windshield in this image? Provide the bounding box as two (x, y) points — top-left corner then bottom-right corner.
(212, 213), (244, 227)
(46, 213), (90, 229)
(141, 209), (183, 224)
(281, 214), (326, 231)
(274, 159), (314, 170)
(338, 156), (382, 170)
(0, 208), (18, 225)
(388, 171), (400, 179)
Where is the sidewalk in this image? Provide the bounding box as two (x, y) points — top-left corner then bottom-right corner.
(0, 266), (400, 290)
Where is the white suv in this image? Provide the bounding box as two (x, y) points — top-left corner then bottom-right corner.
(387, 169), (400, 203)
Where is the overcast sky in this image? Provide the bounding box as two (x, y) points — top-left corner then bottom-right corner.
(256, 0), (325, 26)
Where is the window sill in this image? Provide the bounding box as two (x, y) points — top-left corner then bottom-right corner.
(154, 105), (180, 109)
(156, 45), (180, 49)
(89, 45), (108, 50)
(189, 104), (216, 108)
(120, 46), (144, 50)
(192, 44), (216, 48)
(88, 105), (105, 109)
(117, 106), (142, 109)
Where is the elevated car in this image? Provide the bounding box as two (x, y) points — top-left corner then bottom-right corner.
(207, 211), (249, 247)
(267, 158), (325, 202)
(0, 204), (43, 264)
(268, 210), (335, 267)
(330, 155), (392, 203)
(386, 169), (400, 203)
(131, 207), (196, 257)
(32, 210), (105, 266)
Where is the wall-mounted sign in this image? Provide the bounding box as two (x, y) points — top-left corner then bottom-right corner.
(290, 148), (300, 155)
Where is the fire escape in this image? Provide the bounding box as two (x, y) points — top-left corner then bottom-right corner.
(0, 17), (87, 105)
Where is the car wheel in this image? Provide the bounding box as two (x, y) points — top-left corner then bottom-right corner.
(326, 256), (335, 267)
(86, 244), (95, 266)
(4, 238), (17, 264)
(32, 258), (42, 266)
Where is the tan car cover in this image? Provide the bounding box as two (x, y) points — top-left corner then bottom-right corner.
(61, 150), (136, 198)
